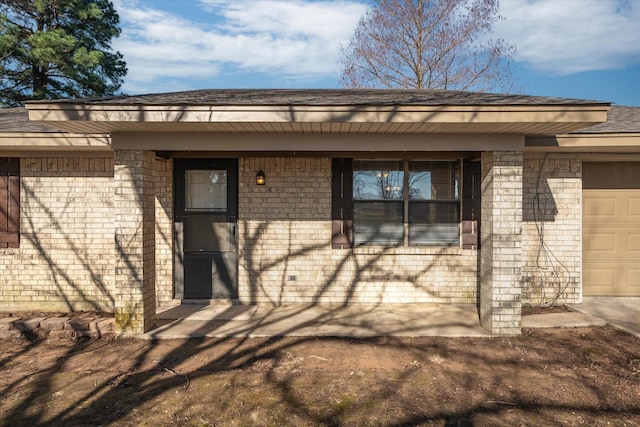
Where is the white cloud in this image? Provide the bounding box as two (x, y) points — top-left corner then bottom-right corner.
(112, 0), (369, 93)
(496, 0), (640, 75)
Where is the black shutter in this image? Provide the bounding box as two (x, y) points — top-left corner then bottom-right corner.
(461, 159), (480, 249)
(0, 158), (20, 248)
(331, 158), (353, 249)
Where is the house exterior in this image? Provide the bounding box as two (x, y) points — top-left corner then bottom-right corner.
(1, 89), (638, 335)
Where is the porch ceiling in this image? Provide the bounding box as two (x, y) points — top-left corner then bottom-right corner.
(25, 104), (607, 135)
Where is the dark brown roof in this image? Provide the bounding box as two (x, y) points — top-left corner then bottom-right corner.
(575, 105), (640, 133)
(26, 89), (608, 107)
(0, 107), (60, 133)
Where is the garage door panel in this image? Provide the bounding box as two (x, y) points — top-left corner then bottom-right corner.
(629, 198), (640, 217)
(583, 267), (615, 288)
(583, 196), (615, 220)
(584, 262), (640, 296)
(629, 234), (640, 252)
(628, 269), (640, 289)
(583, 229), (640, 259)
(584, 191), (640, 225)
(583, 162), (640, 296)
(583, 232), (614, 253)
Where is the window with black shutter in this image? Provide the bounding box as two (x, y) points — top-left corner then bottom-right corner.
(331, 158), (353, 249)
(0, 158), (19, 249)
(332, 157), (479, 249)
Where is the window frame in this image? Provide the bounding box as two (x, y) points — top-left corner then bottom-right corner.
(353, 159), (405, 246)
(352, 158), (462, 247)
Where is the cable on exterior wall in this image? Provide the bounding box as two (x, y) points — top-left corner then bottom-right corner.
(532, 153), (572, 306)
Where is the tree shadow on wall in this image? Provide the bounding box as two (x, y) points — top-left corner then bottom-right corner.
(17, 176), (116, 312)
(1, 103), (630, 426)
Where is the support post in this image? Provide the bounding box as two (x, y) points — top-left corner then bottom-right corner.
(480, 151), (523, 335)
(114, 149), (156, 334)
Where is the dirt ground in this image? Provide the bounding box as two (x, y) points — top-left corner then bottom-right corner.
(1, 321), (639, 427)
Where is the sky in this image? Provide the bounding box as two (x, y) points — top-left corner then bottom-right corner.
(110, 0), (640, 106)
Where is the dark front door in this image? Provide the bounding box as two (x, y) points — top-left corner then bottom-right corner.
(174, 159), (238, 299)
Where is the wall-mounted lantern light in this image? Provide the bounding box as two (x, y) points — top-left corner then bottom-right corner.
(256, 170), (266, 185)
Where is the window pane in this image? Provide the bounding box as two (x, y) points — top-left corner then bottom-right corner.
(354, 201), (403, 245)
(353, 160), (404, 200)
(186, 170), (227, 211)
(183, 215), (233, 252)
(409, 201), (460, 245)
(409, 161), (459, 200)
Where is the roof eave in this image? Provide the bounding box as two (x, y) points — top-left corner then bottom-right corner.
(25, 103), (610, 135)
(0, 132), (111, 151)
(526, 132), (640, 153)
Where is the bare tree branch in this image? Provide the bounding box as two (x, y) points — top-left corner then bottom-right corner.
(339, 0), (517, 92)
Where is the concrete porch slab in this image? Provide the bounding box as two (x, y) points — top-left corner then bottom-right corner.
(157, 304), (258, 321)
(143, 303), (490, 340)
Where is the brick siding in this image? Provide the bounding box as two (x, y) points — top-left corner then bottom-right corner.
(522, 155), (582, 305)
(0, 157), (116, 312)
(154, 157), (173, 306)
(480, 151), (523, 335)
(0, 151), (587, 336)
(237, 157), (478, 306)
(114, 149), (156, 334)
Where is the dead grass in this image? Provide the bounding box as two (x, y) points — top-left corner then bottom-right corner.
(0, 326), (639, 426)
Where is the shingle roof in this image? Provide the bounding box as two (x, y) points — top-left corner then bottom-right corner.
(26, 89), (608, 107)
(11, 91), (640, 135)
(575, 105), (640, 133)
(0, 107), (60, 133)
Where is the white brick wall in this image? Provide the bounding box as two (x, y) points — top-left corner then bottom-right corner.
(0, 157), (116, 312)
(522, 155), (582, 304)
(114, 149), (157, 333)
(0, 152), (586, 335)
(237, 157), (478, 306)
(480, 151), (523, 335)
(154, 158), (173, 306)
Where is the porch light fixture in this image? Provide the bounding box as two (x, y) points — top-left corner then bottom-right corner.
(256, 170), (266, 185)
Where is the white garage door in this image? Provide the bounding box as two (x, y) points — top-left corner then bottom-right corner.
(583, 162), (640, 296)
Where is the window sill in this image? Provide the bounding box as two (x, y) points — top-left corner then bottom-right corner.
(352, 245), (468, 256)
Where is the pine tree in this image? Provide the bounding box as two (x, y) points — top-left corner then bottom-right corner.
(0, 0), (127, 107)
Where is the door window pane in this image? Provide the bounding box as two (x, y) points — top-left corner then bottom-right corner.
(185, 170), (227, 211)
(183, 215), (233, 252)
(354, 160), (404, 200)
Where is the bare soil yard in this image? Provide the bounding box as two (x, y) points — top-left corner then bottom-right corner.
(1, 324), (639, 426)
